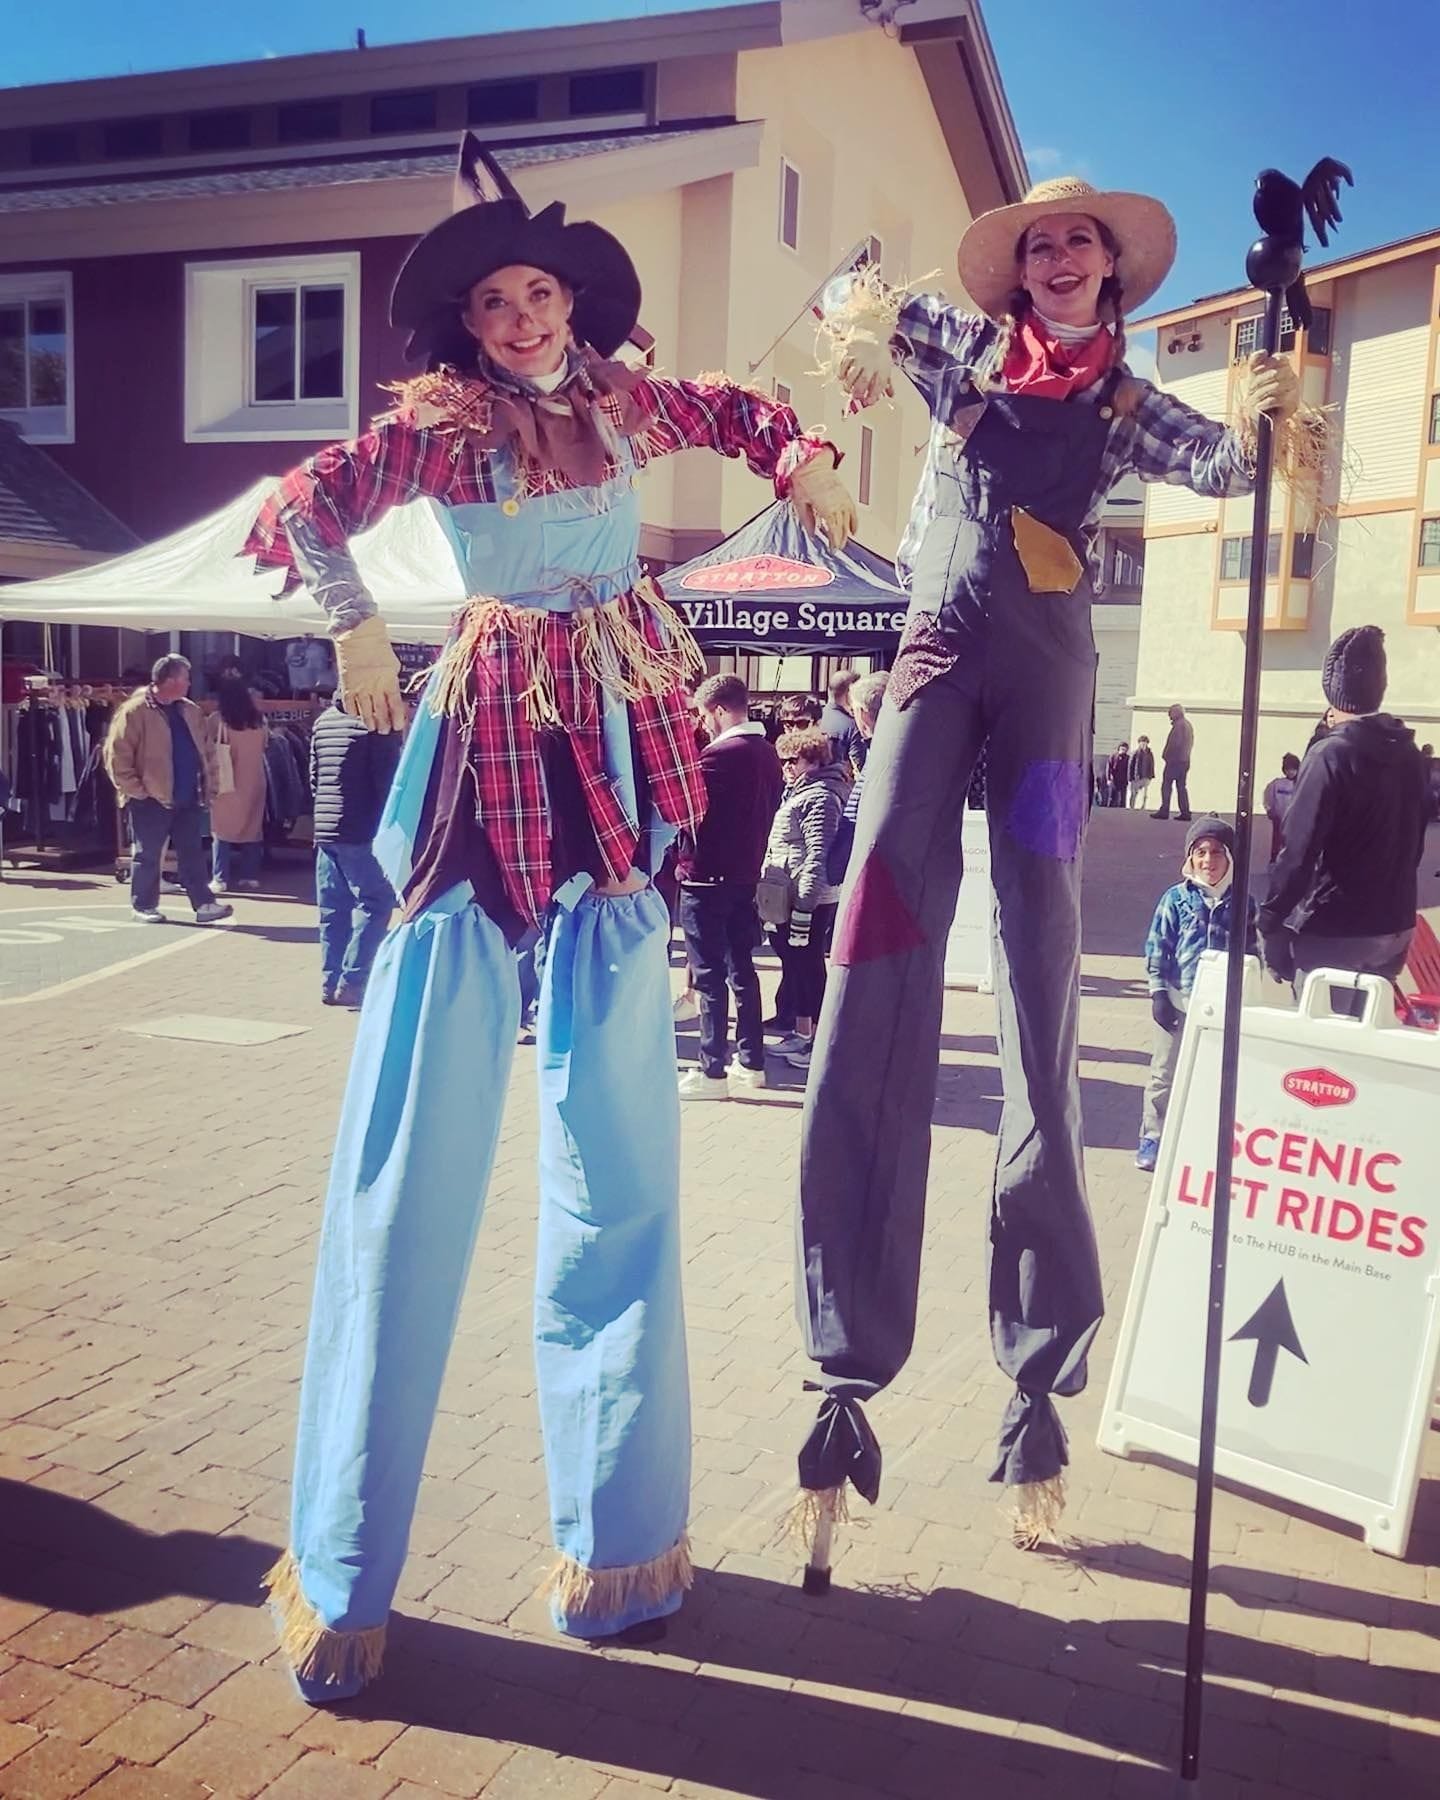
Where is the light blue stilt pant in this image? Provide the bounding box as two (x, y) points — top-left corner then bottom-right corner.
(273, 884), (690, 1699)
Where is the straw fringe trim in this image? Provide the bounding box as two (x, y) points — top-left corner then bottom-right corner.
(428, 586), (703, 734)
(1008, 1475), (1067, 1552)
(542, 1534), (694, 1619)
(263, 1551), (386, 1686)
(777, 1484), (851, 1556)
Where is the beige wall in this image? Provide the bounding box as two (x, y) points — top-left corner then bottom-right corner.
(1132, 252), (1440, 801)
(717, 33), (979, 558)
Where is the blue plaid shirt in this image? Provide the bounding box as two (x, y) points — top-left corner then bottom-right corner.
(889, 293), (1256, 591)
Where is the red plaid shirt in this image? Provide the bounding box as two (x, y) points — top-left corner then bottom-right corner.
(241, 375), (833, 924)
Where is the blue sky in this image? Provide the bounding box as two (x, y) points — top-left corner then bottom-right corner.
(5, 0), (1435, 319)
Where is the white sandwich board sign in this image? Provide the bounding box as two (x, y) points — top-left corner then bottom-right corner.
(1099, 955), (1440, 1555)
(943, 810), (994, 994)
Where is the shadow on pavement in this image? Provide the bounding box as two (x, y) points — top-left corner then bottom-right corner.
(2, 1478), (1434, 1795)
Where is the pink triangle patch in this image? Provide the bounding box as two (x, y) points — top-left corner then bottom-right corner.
(831, 851), (928, 967)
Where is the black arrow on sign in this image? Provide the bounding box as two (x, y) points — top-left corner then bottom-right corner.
(1228, 1279), (1308, 1407)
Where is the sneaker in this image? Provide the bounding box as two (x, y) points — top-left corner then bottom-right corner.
(335, 984), (366, 1009)
(678, 1069), (730, 1101)
(321, 988), (339, 1006)
(193, 901), (234, 925)
(1176, 813), (1193, 823)
(672, 991), (700, 1023)
(731, 1064), (768, 1090)
(236, 879), (261, 892)
(213, 879), (230, 894)
(1135, 1137), (1159, 1172)
(132, 907), (166, 924)
(772, 1032), (811, 1057)
(783, 1042), (813, 1070)
(1150, 812), (1170, 821)
(763, 1016), (796, 1036)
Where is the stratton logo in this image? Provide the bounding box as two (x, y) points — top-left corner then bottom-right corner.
(1283, 1067), (1356, 1109)
(678, 555), (834, 594)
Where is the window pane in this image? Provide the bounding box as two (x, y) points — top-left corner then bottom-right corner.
(189, 109), (252, 152)
(569, 67), (646, 115)
(29, 126), (81, 166)
(0, 306), (26, 409)
(780, 163), (800, 249)
(467, 80), (539, 125)
(300, 286), (345, 400)
(27, 301), (67, 407)
(370, 90), (436, 134)
(1430, 395), (1440, 447)
(1220, 537), (1242, 580)
(1292, 533), (1315, 580)
(774, 380), (791, 407)
(858, 425), (873, 506)
(277, 99), (343, 144)
(253, 289), (297, 402)
(1308, 307), (1332, 357)
(1420, 520), (1440, 568)
(1265, 531), (1280, 578)
(103, 117), (164, 159)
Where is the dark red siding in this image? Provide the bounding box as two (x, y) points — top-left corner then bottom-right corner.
(22, 236), (412, 541)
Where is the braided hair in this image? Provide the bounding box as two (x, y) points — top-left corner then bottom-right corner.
(987, 217), (1128, 387)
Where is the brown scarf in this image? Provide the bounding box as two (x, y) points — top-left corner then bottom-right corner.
(384, 347), (651, 491)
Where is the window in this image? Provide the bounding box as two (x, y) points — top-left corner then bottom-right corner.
(779, 159), (801, 252)
(568, 66), (646, 116)
(858, 425), (874, 507)
(1111, 544), (1144, 589)
(0, 272), (73, 443)
(251, 285), (345, 404)
(1420, 518), (1440, 568)
(185, 254), (359, 442)
(370, 90), (437, 134)
(277, 99), (344, 144)
(774, 380), (792, 408)
(1291, 532), (1316, 579)
(28, 126), (81, 167)
(1430, 394), (1440, 446)
(103, 117), (164, 159)
(852, 234), (883, 273)
(1233, 305), (1331, 361)
(189, 109), (252, 152)
(1219, 532), (1281, 581)
(467, 80), (540, 125)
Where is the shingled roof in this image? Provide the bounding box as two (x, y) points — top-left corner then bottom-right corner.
(0, 423), (139, 553)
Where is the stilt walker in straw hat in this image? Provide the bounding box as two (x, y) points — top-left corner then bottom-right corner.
(242, 139), (857, 1703)
(792, 176), (1320, 1559)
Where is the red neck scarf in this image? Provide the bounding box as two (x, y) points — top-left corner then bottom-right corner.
(1000, 314), (1115, 400)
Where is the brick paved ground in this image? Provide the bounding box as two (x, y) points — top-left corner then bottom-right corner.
(0, 813), (1437, 1800)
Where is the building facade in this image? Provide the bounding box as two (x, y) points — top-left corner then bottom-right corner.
(1130, 229), (1440, 805)
(0, 0), (1025, 699)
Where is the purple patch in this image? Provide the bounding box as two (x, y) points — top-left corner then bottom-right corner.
(1006, 760), (1087, 862)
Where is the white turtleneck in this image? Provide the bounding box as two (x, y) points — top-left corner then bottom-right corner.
(528, 363), (570, 394)
(1032, 309), (1107, 347)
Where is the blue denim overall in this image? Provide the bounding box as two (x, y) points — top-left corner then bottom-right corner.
(798, 379), (1113, 1506)
(273, 439), (691, 1701)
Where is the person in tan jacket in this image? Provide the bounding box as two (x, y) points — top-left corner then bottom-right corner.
(105, 655), (232, 925)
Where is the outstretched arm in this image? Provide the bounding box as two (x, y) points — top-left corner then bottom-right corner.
(1122, 353), (1301, 499)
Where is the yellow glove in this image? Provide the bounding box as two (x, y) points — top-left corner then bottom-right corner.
(789, 457), (858, 551)
(1241, 351), (1299, 421)
(334, 615), (406, 734)
(836, 332), (895, 410)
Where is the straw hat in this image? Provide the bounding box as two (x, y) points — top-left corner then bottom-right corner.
(957, 177), (1177, 319)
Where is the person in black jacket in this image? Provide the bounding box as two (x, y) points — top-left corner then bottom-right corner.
(310, 694), (402, 1005)
(676, 673), (784, 1099)
(1258, 626), (1428, 1004)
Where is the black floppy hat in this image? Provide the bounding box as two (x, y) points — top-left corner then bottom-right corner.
(389, 135), (642, 361)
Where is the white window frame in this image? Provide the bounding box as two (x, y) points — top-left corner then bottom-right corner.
(857, 424), (874, 508)
(0, 270), (75, 445)
(863, 233), (883, 272)
(779, 158), (802, 253)
(184, 253), (360, 443)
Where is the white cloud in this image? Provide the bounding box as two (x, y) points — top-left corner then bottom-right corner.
(1025, 145), (1063, 171)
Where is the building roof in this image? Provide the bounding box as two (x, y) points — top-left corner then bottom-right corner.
(1136, 223), (1440, 331)
(0, 424), (140, 553)
(0, 126), (723, 215)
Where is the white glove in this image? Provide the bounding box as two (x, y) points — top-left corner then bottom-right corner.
(836, 333), (895, 410)
(1240, 351), (1299, 421)
(334, 615), (406, 735)
(789, 458), (859, 551)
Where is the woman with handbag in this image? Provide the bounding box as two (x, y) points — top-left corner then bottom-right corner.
(762, 726), (848, 1072)
(209, 678), (268, 891)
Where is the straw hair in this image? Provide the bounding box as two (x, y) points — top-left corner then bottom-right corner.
(958, 178), (1177, 320)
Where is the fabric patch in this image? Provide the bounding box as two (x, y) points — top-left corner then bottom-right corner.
(888, 612), (957, 712)
(831, 851), (927, 966)
(1006, 760), (1087, 862)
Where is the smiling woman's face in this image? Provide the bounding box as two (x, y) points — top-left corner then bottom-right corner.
(1018, 212), (1115, 326)
(462, 263), (574, 378)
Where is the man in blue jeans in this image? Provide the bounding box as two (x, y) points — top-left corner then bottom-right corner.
(105, 655), (233, 927)
(310, 692), (401, 1005)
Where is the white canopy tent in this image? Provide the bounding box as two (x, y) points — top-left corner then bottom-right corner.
(0, 479), (470, 645)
